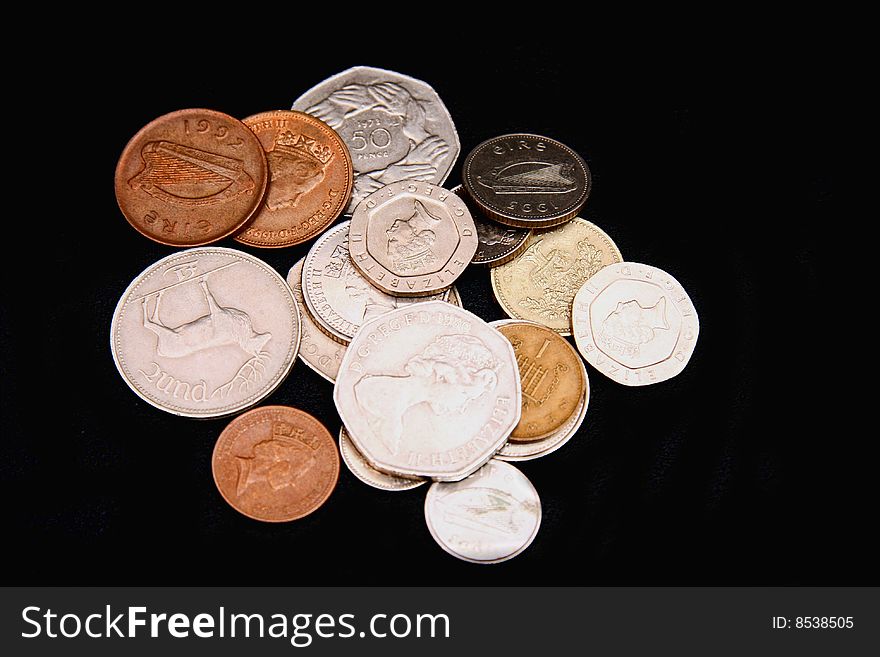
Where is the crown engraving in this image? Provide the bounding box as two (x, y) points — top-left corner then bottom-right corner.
(273, 421), (320, 450)
(273, 131), (333, 166)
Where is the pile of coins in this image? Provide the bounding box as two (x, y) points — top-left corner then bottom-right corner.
(111, 66), (699, 563)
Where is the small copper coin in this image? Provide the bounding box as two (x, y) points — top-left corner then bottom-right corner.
(115, 109), (268, 247)
(462, 134), (590, 228)
(496, 321), (586, 442)
(235, 110), (353, 248)
(450, 185), (531, 267)
(212, 405), (339, 522)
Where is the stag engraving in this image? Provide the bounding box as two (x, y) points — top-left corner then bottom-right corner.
(142, 279), (271, 358)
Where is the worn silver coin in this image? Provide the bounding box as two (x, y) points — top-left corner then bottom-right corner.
(424, 459), (541, 563)
(339, 426), (425, 491)
(111, 247), (300, 417)
(302, 220), (449, 344)
(572, 262), (699, 386)
(287, 258), (346, 383)
(293, 66), (460, 213)
(334, 301), (521, 481)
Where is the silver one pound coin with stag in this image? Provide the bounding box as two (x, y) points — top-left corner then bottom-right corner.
(111, 247), (300, 417)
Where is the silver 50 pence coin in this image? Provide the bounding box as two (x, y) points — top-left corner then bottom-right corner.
(333, 301), (521, 481)
(293, 66), (460, 214)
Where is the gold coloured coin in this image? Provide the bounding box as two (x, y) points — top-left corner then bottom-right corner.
(496, 321), (585, 442)
(490, 218), (622, 335)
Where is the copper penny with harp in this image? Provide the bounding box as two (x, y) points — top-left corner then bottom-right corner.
(115, 109), (268, 246)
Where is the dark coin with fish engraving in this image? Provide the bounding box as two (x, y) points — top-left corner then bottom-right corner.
(115, 109), (268, 246)
(462, 134), (590, 228)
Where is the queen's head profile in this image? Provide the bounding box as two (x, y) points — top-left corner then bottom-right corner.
(265, 131), (331, 211)
(235, 431), (315, 497)
(353, 334), (499, 455)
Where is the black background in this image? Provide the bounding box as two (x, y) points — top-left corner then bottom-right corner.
(2, 39), (839, 585)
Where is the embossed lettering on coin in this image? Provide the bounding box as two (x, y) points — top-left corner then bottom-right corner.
(302, 221), (449, 344)
(212, 406), (338, 522)
(111, 248), (300, 417)
(293, 66), (460, 213)
(462, 134), (590, 228)
(572, 262), (699, 386)
(349, 182), (478, 296)
(424, 459), (541, 563)
(287, 258), (346, 382)
(236, 110), (353, 248)
(115, 109), (268, 246)
(491, 218), (622, 335)
(334, 302), (521, 481)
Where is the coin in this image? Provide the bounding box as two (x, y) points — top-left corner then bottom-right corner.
(496, 386), (587, 461)
(348, 181), (478, 297)
(495, 321), (586, 442)
(115, 109), (268, 247)
(493, 328), (589, 461)
(490, 218), (623, 335)
(446, 285), (463, 308)
(293, 66), (460, 214)
(212, 406), (339, 522)
(286, 258), (346, 382)
(334, 301), (521, 481)
(424, 459), (541, 563)
(450, 185), (531, 267)
(339, 426), (425, 492)
(462, 134), (591, 228)
(235, 110), (353, 248)
(302, 220), (450, 343)
(110, 247), (300, 418)
(572, 262), (699, 386)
